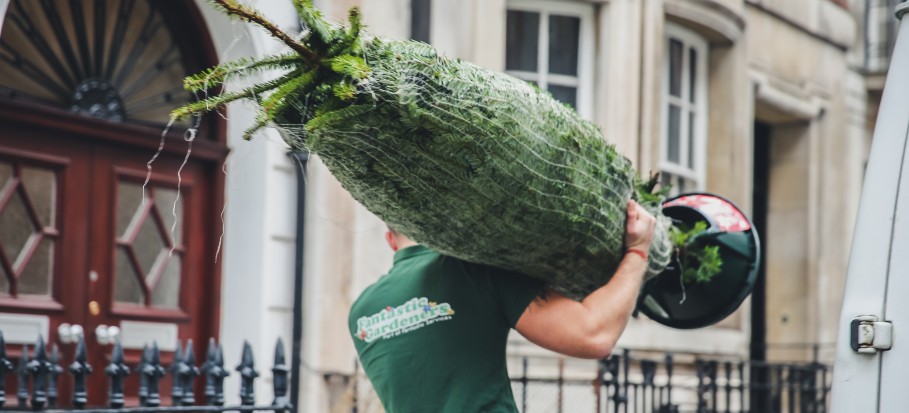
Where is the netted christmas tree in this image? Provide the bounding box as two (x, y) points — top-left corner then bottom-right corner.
(174, 0), (719, 300)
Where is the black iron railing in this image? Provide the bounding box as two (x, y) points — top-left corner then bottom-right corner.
(508, 349), (831, 413)
(0, 331), (291, 412)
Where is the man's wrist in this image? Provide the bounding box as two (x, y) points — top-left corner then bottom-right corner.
(625, 248), (648, 260)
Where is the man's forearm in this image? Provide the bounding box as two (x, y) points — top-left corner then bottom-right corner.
(580, 252), (648, 352)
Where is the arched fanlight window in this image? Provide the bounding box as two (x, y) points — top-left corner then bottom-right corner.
(0, 0), (195, 125)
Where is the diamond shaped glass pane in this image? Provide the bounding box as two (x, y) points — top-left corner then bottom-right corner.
(155, 188), (182, 245)
(151, 255), (181, 309)
(0, 189), (36, 265)
(19, 236), (53, 296)
(114, 248), (144, 304)
(0, 162), (11, 188)
(21, 167), (57, 227)
(0, 264), (9, 293)
(117, 181), (144, 238)
(135, 215), (166, 279)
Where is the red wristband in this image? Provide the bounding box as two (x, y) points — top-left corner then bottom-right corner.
(626, 249), (647, 260)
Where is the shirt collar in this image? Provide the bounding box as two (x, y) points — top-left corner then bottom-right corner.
(393, 245), (433, 264)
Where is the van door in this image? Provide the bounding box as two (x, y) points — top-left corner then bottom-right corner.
(830, 3), (909, 413)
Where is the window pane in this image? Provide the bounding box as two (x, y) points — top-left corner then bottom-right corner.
(548, 85), (577, 108)
(135, 215), (166, 280)
(115, 248), (144, 304)
(21, 167), (56, 227)
(0, 162), (11, 188)
(669, 38), (683, 97)
(155, 188), (183, 245)
(151, 255), (181, 309)
(0, 266), (8, 293)
(410, 0), (431, 43)
(667, 105), (681, 163)
(117, 182), (144, 237)
(506, 10), (540, 72)
(688, 112), (696, 168)
(0, 190), (34, 264)
(548, 15), (580, 76)
(689, 47), (698, 104)
(18, 237), (53, 296)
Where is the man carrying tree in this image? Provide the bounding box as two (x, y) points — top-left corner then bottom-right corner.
(348, 200), (656, 412)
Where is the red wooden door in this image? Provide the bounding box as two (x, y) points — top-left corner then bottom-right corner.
(0, 104), (225, 407)
(0, 0), (225, 406)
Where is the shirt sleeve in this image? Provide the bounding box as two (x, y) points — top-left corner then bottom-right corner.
(473, 264), (547, 328)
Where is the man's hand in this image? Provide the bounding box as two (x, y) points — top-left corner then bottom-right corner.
(513, 200), (656, 359)
(624, 199), (656, 253)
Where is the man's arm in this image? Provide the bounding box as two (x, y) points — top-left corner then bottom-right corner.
(514, 200), (656, 359)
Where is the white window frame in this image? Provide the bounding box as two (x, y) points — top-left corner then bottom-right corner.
(505, 0), (595, 119)
(660, 23), (708, 193)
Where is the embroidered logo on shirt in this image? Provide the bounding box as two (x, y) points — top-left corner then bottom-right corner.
(356, 297), (455, 342)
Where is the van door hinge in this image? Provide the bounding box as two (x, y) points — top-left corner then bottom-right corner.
(850, 316), (893, 354)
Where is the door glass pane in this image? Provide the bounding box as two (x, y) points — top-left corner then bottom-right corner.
(669, 38), (683, 97)
(0, 162), (11, 188)
(667, 104), (681, 163)
(0, 190), (35, 264)
(115, 248), (144, 304)
(21, 167), (56, 227)
(0, 266), (8, 293)
(18, 237), (53, 295)
(134, 215), (166, 279)
(548, 15), (580, 76)
(117, 182), (144, 237)
(689, 47), (698, 104)
(506, 10), (540, 72)
(548, 85), (577, 108)
(155, 188), (182, 245)
(151, 255), (181, 309)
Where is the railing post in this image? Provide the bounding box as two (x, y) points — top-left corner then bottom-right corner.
(138, 344), (149, 406)
(18, 344), (29, 408)
(105, 339), (130, 408)
(179, 339), (200, 406)
(69, 337), (91, 409)
(0, 332), (14, 408)
(143, 343), (165, 407)
(171, 340), (184, 406)
(213, 342), (229, 406)
(641, 360), (657, 413)
(28, 336), (49, 410)
(273, 338), (290, 409)
(48, 344), (62, 408)
(238, 341), (259, 405)
(520, 356), (528, 413)
(723, 361), (731, 413)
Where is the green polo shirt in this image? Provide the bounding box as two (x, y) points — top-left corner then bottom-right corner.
(349, 245), (546, 413)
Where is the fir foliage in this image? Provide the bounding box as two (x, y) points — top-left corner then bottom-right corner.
(174, 0), (721, 299)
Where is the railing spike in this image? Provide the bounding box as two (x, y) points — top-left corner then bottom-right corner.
(171, 339), (184, 406)
(213, 342), (229, 406)
(237, 341), (259, 406)
(28, 336), (49, 409)
(143, 342), (165, 407)
(0, 331), (14, 408)
(105, 339), (129, 408)
(48, 343), (62, 408)
(204, 338), (216, 405)
(17, 344), (29, 408)
(69, 336), (92, 409)
(272, 338), (290, 409)
(138, 344), (150, 406)
(179, 339), (200, 406)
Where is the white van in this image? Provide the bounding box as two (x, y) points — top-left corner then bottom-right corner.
(830, 3), (909, 412)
